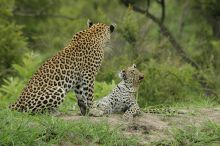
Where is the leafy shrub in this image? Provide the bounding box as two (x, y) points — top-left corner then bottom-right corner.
(94, 81), (116, 99)
(12, 53), (43, 80)
(0, 23), (27, 80)
(0, 77), (24, 100)
(0, 52), (43, 101)
(138, 59), (203, 106)
(0, 0), (27, 81)
(118, 10), (138, 46)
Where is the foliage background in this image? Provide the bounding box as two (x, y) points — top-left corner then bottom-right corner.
(0, 0), (220, 108)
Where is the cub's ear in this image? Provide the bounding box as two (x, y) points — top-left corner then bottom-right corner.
(132, 64), (136, 68)
(87, 19), (93, 28)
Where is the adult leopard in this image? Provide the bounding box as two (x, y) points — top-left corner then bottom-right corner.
(9, 20), (116, 115)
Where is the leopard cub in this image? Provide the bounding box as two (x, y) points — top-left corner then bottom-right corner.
(91, 64), (144, 120)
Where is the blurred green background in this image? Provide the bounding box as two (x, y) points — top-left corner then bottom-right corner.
(0, 0), (220, 109)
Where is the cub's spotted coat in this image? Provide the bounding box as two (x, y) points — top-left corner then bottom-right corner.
(91, 64), (144, 120)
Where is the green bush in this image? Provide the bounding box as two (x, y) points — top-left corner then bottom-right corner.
(0, 0), (27, 81)
(12, 53), (43, 80)
(138, 59), (203, 106)
(0, 52), (43, 103)
(0, 23), (27, 80)
(94, 81), (116, 99)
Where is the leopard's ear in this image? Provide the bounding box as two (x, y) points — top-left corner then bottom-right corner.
(110, 23), (116, 33)
(87, 19), (93, 28)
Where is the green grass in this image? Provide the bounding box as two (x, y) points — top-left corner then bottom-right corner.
(154, 121), (220, 146)
(1, 84), (219, 146)
(172, 95), (218, 108)
(0, 109), (138, 146)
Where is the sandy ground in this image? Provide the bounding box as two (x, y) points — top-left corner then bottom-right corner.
(58, 107), (220, 145)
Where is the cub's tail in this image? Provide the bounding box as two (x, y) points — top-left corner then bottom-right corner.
(144, 105), (186, 116)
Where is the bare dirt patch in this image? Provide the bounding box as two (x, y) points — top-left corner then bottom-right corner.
(58, 107), (220, 145)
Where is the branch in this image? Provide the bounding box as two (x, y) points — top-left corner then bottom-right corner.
(121, 0), (199, 69)
(155, 0), (165, 23)
(160, 0), (165, 24)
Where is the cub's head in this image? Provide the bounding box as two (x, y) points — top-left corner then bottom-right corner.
(119, 64), (144, 88)
(86, 19), (116, 45)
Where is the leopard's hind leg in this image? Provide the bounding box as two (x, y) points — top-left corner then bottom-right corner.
(9, 99), (27, 112)
(27, 87), (66, 113)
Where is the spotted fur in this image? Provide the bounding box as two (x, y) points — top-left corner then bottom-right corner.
(91, 64), (144, 120)
(9, 20), (115, 115)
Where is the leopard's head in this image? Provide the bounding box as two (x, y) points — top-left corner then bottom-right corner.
(86, 19), (116, 47)
(119, 64), (144, 88)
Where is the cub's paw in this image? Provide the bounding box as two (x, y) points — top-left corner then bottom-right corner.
(89, 108), (104, 117)
(122, 113), (134, 122)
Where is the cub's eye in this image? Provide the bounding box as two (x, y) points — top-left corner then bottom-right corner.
(121, 70), (127, 79)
